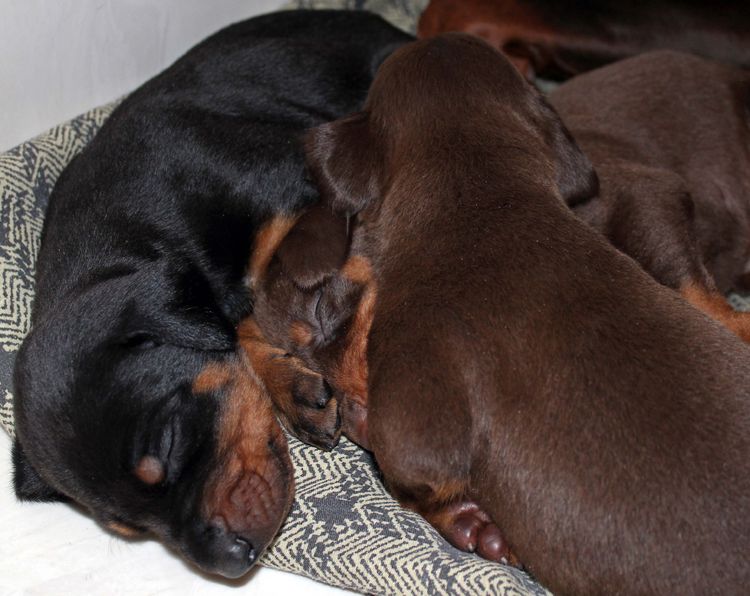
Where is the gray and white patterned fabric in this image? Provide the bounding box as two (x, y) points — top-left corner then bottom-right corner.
(0, 2), (550, 594)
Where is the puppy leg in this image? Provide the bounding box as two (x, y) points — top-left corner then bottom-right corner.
(238, 317), (341, 450)
(366, 344), (520, 566)
(388, 481), (520, 566)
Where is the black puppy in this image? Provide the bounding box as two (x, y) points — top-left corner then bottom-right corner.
(12, 10), (411, 579)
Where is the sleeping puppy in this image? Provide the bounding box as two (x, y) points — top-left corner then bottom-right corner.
(418, 0), (750, 81)
(548, 50), (750, 342)
(12, 10), (411, 579)
(252, 35), (750, 594)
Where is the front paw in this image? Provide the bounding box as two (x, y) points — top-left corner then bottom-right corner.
(284, 374), (341, 450)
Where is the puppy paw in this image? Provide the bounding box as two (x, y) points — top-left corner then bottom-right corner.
(285, 373), (341, 450)
(433, 501), (521, 567)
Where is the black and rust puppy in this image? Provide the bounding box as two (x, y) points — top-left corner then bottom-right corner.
(418, 0), (750, 81)
(12, 10), (411, 579)
(548, 50), (750, 342)
(252, 35), (750, 594)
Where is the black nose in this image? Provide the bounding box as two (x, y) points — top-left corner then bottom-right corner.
(186, 522), (258, 578)
(220, 535), (257, 578)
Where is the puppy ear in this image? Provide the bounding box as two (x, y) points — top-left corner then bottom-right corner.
(12, 439), (67, 502)
(305, 111), (382, 215)
(275, 203), (350, 290)
(156, 311), (235, 352)
(533, 97), (599, 206)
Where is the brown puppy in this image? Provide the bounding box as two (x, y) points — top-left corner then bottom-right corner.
(548, 50), (750, 342)
(253, 34), (750, 594)
(418, 0), (750, 81)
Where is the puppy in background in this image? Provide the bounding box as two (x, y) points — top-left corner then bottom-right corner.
(418, 0), (750, 80)
(550, 50), (750, 341)
(252, 34), (750, 595)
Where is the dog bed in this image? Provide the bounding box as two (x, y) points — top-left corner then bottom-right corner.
(0, 1), (548, 594)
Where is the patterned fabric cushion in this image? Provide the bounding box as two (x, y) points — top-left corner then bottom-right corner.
(0, 1), (549, 594)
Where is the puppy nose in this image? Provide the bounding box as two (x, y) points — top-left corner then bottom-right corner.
(225, 535), (257, 573)
(200, 522), (258, 578)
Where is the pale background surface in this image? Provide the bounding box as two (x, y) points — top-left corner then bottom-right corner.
(0, 0), (286, 150)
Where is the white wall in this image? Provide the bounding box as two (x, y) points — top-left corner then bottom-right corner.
(0, 0), (286, 150)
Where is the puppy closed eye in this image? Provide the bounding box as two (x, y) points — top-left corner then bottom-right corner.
(132, 413), (184, 486)
(119, 331), (159, 350)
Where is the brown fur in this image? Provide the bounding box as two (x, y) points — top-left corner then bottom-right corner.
(549, 51), (750, 343)
(248, 216), (301, 286)
(261, 35), (750, 594)
(418, 0), (750, 81)
(237, 317), (341, 449)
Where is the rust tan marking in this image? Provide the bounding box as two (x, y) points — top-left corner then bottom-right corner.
(340, 254), (374, 285)
(248, 215), (300, 288)
(329, 254), (377, 447)
(201, 350), (294, 550)
(193, 362), (232, 395)
(681, 281), (750, 343)
(237, 317), (337, 446)
(134, 455), (165, 485)
(107, 521), (143, 538)
(289, 321), (314, 347)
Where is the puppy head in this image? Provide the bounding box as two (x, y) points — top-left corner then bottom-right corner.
(13, 264), (293, 579)
(249, 206), (366, 393)
(305, 33), (596, 214)
(251, 202), (363, 341)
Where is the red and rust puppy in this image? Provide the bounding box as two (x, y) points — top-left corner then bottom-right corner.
(418, 0), (750, 81)
(12, 10), (411, 578)
(253, 35), (750, 594)
(548, 50), (750, 342)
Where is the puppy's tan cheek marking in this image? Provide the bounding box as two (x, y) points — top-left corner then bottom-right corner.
(290, 321), (313, 347)
(203, 354), (293, 534)
(107, 521), (143, 538)
(248, 215), (300, 287)
(340, 254), (373, 285)
(134, 455), (165, 485)
(193, 361), (232, 395)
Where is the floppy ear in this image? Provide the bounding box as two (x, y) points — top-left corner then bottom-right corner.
(533, 96), (599, 206)
(12, 439), (67, 502)
(304, 111), (383, 215)
(274, 203), (350, 290)
(134, 265), (236, 351)
(155, 310), (235, 351)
